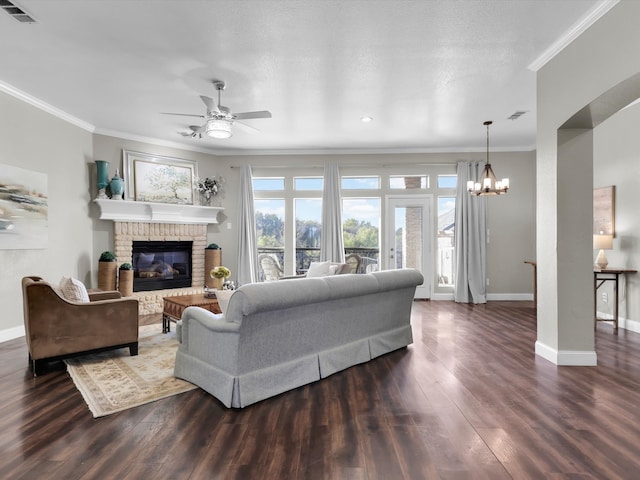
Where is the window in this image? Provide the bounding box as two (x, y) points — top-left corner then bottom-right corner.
(342, 176), (380, 190)
(253, 177), (284, 191)
(343, 198), (381, 273)
(295, 198), (322, 273)
(437, 175), (457, 189)
(255, 199), (285, 279)
(437, 196), (456, 286)
(389, 175), (429, 189)
(294, 177), (323, 190)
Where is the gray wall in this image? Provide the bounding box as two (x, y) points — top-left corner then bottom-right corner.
(0, 90), (94, 336)
(1, 91), (536, 337)
(594, 102), (640, 331)
(216, 151), (536, 298)
(536, 0), (640, 362)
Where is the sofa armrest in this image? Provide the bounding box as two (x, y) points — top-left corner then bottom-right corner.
(178, 306), (240, 355)
(181, 306), (240, 334)
(89, 290), (122, 301)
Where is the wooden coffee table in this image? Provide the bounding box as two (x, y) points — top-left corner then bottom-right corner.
(162, 293), (221, 333)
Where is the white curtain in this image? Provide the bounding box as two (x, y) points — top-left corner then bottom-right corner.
(236, 165), (259, 285)
(320, 163), (345, 263)
(454, 161), (487, 304)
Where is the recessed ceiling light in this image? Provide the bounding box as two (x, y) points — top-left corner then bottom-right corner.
(360, 116), (373, 123)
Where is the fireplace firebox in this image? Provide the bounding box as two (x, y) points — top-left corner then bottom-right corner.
(132, 241), (193, 292)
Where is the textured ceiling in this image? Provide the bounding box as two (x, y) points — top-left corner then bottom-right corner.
(0, 0), (607, 155)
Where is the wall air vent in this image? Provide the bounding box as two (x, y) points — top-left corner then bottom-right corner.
(1, 0), (36, 23)
(508, 111), (528, 121)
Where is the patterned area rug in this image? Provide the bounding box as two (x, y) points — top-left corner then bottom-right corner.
(65, 324), (197, 417)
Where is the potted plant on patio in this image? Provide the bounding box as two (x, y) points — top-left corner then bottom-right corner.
(98, 250), (118, 291)
(118, 262), (133, 297)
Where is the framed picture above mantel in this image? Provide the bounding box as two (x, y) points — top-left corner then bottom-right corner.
(123, 150), (197, 205)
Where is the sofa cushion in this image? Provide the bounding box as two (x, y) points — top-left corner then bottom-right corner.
(59, 276), (90, 302)
(306, 261), (331, 277)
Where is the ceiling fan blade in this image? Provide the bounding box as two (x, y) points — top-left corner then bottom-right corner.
(200, 95), (220, 114)
(234, 110), (272, 120)
(235, 120), (260, 134)
(161, 112), (205, 118)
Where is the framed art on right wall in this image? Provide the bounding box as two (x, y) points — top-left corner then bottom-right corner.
(593, 185), (615, 236)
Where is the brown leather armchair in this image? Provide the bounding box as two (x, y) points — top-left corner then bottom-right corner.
(22, 276), (139, 375)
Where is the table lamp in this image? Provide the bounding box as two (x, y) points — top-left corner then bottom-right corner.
(594, 234), (613, 269)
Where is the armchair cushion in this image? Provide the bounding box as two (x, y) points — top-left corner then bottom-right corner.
(59, 276), (90, 302)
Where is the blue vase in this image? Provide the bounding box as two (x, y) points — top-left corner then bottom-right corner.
(95, 160), (109, 199)
(109, 169), (124, 200)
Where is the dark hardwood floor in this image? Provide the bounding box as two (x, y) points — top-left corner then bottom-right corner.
(1, 301), (640, 479)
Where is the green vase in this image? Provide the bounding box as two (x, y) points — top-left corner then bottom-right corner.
(95, 160), (109, 199)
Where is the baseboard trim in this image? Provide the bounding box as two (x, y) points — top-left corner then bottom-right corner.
(596, 310), (640, 334)
(621, 317), (640, 334)
(431, 293), (454, 301)
(430, 293), (533, 301)
(535, 341), (597, 366)
(0, 325), (25, 344)
(487, 293), (533, 301)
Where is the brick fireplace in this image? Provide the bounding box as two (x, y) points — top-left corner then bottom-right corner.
(113, 222), (207, 314)
(94, 199), (223, 315)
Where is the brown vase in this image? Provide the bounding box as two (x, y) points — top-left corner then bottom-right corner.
(118, 269), (133, 297)
(98, 261), (118, 291)
(204, 248), (222, 288)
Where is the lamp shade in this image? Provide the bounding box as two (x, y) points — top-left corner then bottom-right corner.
(205, 119), (233, 139)
(593, 234), (613, 250)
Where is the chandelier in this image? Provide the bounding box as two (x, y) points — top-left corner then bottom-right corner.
(467, 121), (509, 196)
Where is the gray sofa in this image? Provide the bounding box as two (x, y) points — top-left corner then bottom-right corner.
(174, 268), (424, 408)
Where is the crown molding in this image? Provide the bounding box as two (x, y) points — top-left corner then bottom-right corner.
(0, 79), (95, 132)
(528, 0), (620, 72)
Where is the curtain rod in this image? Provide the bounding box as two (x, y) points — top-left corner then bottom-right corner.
(230, 162), (457, 169)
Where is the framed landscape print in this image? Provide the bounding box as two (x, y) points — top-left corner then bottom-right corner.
(593, 185), (615, 236)
(123, 150), (197, 205)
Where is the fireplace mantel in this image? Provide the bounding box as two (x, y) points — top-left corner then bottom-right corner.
(94, 199), (222, 225)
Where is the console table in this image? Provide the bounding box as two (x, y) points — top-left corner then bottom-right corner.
(594, 268), (637, 334)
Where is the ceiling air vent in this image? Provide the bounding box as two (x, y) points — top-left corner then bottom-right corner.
(1, 0), (36, 23)
(508, 111), (527, 121)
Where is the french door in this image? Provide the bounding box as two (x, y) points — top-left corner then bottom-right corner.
(385, 195), (433, 299)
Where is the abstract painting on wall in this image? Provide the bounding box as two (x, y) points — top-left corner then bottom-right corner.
(0, 163), (48, 249)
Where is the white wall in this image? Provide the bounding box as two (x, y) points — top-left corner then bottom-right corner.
(0, 90), (94, 338)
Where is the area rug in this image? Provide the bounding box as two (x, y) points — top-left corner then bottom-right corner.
(65, 324), (197, 418)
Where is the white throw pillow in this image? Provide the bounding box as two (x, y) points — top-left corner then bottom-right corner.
(59, 276), (90, 302)
(306, 261), (331, 277)
(215, 289), (234, 316)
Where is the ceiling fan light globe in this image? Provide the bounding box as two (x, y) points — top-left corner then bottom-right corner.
(205, 119), (233, 139)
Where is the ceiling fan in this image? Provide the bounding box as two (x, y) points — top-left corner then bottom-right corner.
(164, 80), (271, 139)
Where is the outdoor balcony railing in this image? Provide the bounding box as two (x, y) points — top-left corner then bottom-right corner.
(257, 247), (379, 277)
